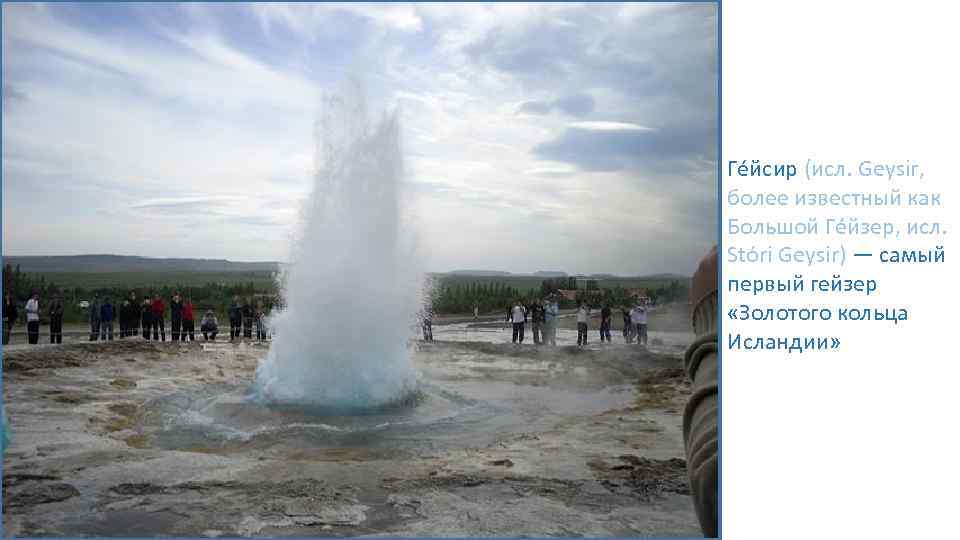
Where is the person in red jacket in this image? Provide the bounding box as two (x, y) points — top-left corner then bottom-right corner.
(151, 294), (166, 341)
(181, 297), (195, 341)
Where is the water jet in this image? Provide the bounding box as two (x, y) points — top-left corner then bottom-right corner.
(253, 85), (422, 409)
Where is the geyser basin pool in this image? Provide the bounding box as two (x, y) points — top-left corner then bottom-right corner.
(3, 339), (700, 536)
(140, 376), (629, 460)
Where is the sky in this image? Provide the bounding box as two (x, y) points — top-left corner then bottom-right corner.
(2, 2), (717, 275)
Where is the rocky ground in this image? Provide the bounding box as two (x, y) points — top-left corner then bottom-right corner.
(3, 336), (699, 537)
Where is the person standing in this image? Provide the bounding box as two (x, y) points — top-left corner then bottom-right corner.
(576, 302), (590, 347)
(170, 293), (183, 341)
(255, 301), (266, 341)
(48, 297), (64, 344)
(25, 292), (40, 344)
(128, 292), (141, 338)
(118, 298), (130, 338)
(89, 294), (101, 341)
(621, 306), (635, 343)
(509, 300), (526, 344)
(100, 297), (115, 341)
(141, 296), (153, 339)
(473, 304), (479, 321)
(151, 294), (166, 341)
(182, 297), (195, 341)
(228, 296), (242, 341)
(630, 302), (648, 346)
(241, 298), (254, 339)
(421, 306), (434, 342)
(600, 303), (612, 343)
(200, 310), (219, 341)
(2, 295), (18, 345)
(544, 296), (559, 346)
(530, 299), (545, 345)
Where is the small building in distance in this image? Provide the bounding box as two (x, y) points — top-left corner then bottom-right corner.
(556, 289), (579, 302)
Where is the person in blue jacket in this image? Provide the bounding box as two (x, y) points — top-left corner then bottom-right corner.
(100, 298), (115, 341)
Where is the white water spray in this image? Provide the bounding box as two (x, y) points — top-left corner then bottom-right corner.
(253, 87), (421, 409)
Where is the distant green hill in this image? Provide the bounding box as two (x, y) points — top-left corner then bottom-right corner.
(2, 255), (280, 274)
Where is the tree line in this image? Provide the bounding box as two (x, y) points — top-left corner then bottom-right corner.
(2, 264), (279, 324)
(431, 277), (689, 314)
(431, 281), (528, 314)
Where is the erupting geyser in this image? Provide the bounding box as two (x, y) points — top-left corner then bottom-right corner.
(253, 87), (421, 409)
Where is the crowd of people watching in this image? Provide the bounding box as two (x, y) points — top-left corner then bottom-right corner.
(5, 290), (652, 348)
(2, 292), (269, 345)
(503, 295), (651, 347)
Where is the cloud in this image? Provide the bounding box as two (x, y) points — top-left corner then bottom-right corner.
(518, 93), (595, 117)
(533, 122), (714, 172)
(517, 100), (553, 115)
(524, 166), (576, 178)
(248, 2), (423, 37)
(553, 93), (596, 117)
(131, 196), (248, 215)
(2, 2), (717, 274)
(566, 121), (654, 132)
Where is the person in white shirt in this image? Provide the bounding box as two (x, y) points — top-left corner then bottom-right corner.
(544, 297), (559, 346)
(576, 302), (590, 346)
(630, 303), (649, 346)
(25, 292), (41, 345)
(508, 301), (526, 344)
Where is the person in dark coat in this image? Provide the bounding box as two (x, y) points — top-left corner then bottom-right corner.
(170, 293), (184, 341)
(100, 298), (115, 341)
(421, 305), (433, 342)
(48, 297), (64, 344)
(228, 296), (242, 341)
(529, 300), (545, 345)
(89, 294), (101, 341)
(241, 297), (254, 339)
(128, 291), (141, 338)
(118, 299), (130, 338)
(141, 296), (153, 340)
(599, 304), (612, 342)
(2, 295), (17, 345)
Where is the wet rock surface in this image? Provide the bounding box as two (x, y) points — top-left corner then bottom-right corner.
(590, 455), (690, 501)
(3, 338), (699, 536)
(3, 473), (81, 508)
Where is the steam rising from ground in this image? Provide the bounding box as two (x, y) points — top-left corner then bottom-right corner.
(253, 86), (421, 408)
